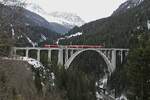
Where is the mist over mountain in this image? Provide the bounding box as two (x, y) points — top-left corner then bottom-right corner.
(26, 3), (85, 34)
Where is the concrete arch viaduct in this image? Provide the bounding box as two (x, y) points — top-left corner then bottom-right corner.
(12, 46), (129, 73)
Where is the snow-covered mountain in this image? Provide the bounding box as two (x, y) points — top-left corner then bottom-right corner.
(113, 0), (144, 15)
(26, 3), (85, 33)
(49, 12), (85, 28)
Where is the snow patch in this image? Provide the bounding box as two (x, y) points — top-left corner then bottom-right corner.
(22, 57), (44, 68)
(2, 56), (43, 68)
(131, 0), (144, 6)
(99, 78), (108, 88)
(127, 6), (130, 9)
(26, 36), (37, 47)
(139, 0), (144, 4)
(137, 26), (141, 30)
(97, 75), (108, 89)
(51, 72), (55, 80)
(25, 23), (30, 26)
(147, 20), (150, 30)
(96, 92), (103, 100)
(10, 24), (15, 38)
(17, 35), (23, 40)
(56, 32), (83, 44)
(116, 94), (128, 100)
(56, 37), (66, 45)
(66, 32), (82, 39)
(41, 34), (47, 41)
(95, 75), (109, 100)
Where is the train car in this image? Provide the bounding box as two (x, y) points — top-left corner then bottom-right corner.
(44, 44), (104, 48)
(67, 45), (104, 48)
(44, 44), (59, 48)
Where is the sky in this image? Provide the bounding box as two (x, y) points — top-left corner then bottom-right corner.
(29, 0), (127, 22)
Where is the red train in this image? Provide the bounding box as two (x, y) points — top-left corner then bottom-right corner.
(44, 45), (59, 48)
(44, 44), (104, 48)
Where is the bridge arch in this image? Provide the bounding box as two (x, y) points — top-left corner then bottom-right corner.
(64, 49), (113, 73)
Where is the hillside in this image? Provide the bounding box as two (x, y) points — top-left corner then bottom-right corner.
(0, 3), (59, 47)
(60, 0), (150, 48)
(0, 59), (38, 100)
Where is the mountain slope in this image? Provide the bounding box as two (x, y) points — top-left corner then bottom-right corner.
(0, 3), (59, 47)
(113, 0), (144, 15)
(26, 4), (85, 33)
(60, 0), (149, 48)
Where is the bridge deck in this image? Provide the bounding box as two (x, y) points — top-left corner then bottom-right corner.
(13, 47), (129, 51)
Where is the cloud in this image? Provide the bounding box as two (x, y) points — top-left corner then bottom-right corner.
(27, 0), (126, 22)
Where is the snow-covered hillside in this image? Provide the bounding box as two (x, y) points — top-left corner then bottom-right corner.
(26, 3), (85, 33)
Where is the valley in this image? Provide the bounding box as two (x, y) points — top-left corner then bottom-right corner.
(0, 0), (150, 100)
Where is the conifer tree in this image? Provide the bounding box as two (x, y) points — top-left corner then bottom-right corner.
(126, 33), (150, 99)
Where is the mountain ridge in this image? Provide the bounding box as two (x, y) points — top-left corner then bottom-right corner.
(112, 0), (144, 15)
(0, 3), (59, 47)
(60, 0), (149, 48)
(26, 3), (85, 33)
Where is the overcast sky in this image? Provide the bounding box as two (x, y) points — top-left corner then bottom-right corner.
(29, 0), (127, 22)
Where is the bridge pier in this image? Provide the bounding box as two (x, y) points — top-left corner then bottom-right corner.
(13, 48), (17, 56)
(70, 50), (74, 56)
(103, 50), (107, 56)
(25, 49), (29, 58)
(120, 50), (123, 63)
(37, 49), (40, 61)
(48, 50), (51, 62)
(13, 47), (129, 73)
(111, 50), (116, 71)
(58, 49), (63, 65)
(65, 49), (69, 63)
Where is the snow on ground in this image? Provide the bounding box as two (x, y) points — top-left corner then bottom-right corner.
(56, 37), (66, 45)
(26, 36), (37, 47)
(96, 75), (108, 89)
(51, 72), (55, 80)
(95, 75), (109, 100)
(66, 32), (82, 39)
(2, 56), (44, 68)
(116, 94), (128, 100)
(41, 34), (47, 41)
(50, 72), (55, 86)
(56, 32), (83, 44)
(127, 6), (130, 9)
(96, 92), (103, 100)
(99, 77), (108, 88)
(136, 26), (141, 30)
(147, 20), (150, 30)
(10, 24), (15, 37)
(22, 57), (44, 68)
